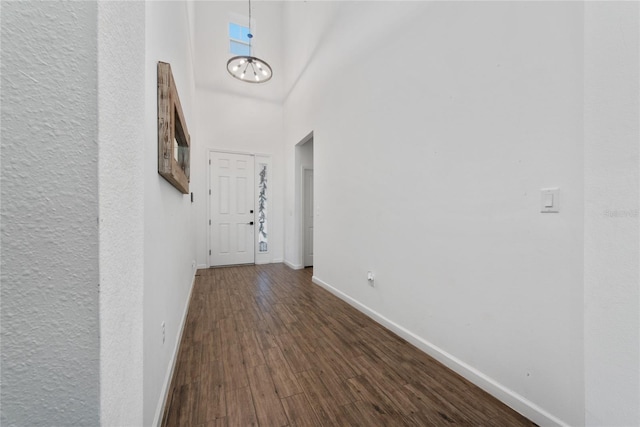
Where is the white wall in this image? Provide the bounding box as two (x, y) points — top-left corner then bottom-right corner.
(284, 2), (584, 425)
(98, 2), (145, 425)
(0, 2), (100, 425)
(584, 3), (640, 426)
(193, 1), (285, 268)
(194, 90), (284, 267)
(144, 2), (198, 425)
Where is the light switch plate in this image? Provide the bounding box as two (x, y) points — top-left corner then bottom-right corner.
(541, 188), (560, 213)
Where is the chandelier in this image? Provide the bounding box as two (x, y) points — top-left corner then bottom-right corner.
(226, 0), (273, 84)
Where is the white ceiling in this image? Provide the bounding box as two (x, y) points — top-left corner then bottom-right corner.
(193, 1), (284, 103)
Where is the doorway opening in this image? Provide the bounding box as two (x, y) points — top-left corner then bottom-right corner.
(295, 132), (314, 268)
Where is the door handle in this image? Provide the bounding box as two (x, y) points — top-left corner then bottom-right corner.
(248, 221), (254, 225)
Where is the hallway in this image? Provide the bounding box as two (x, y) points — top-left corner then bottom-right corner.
(162, 264), (536, 426)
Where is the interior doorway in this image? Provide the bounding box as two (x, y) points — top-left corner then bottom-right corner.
(303, 168), (314, 267)
(296, 133), (314, 268)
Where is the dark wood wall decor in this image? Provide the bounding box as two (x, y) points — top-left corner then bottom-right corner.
(158, 61), (190, 194)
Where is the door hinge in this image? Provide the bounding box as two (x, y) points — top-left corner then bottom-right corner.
(209, 250), (211, 255)
(209, 219), (211, 225)
(209, 159), (211, 165)
(209, 189), (211, 195)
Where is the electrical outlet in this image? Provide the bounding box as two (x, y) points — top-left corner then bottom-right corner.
(367, 271), (375, 287)
(161, 321), (165, 344)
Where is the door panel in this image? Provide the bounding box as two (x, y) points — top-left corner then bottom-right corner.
(210, 152), (255, 266)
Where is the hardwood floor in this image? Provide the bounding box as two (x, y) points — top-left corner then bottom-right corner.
(162, 264), (536, 427)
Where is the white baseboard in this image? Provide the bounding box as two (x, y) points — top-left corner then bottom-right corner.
(153, 272), (197, 427)
(272, 258), (283, 263)
(311, 275), (568, 427)
(196, 263), (208, 270)
(284, 259), (303, 270)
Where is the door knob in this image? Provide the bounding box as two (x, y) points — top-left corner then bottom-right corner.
(248, 221), (254, 225)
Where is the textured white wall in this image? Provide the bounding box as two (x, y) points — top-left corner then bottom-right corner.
(98, 2), (145, 425)
(584, 3), (640, 425)
(283, 2), (585, 425)
(144, 2), (198, 425)
(0, 2), (100, 425)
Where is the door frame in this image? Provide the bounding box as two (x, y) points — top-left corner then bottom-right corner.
(301, 167), (314, 267)
(294, 131), (314, 270)
(208, 149), (272, 267)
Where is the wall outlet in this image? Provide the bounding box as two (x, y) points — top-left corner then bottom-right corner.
(367, 271), (375, 287)
(161, 321), (165, 344)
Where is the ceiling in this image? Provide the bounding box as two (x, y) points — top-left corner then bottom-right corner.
(193, 1), (284, 103)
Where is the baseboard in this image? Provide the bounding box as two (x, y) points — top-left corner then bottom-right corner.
(284, 259), (303, 270)
(196, 263), (208, 270)
(153, 272), (197, 427)
(311, 275), (568, 427)
(272, 258), (283, 263)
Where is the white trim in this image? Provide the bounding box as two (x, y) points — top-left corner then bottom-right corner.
(153, 272), (197, 427)
(295, 131), (314, 147)
(294, 131), (314, 269)
(311, 275), (569, 427)
(284, 259), (303, 270)
(207, 151), (212, 267)
(300, 167), (313, 268)
(208, 147), (271, 158)
(272, 258), (283, 263)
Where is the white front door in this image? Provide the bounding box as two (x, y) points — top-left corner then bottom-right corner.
(303, 169), (314, 267)
(210, 152), (255, 266)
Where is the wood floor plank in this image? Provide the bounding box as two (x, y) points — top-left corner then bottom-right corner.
(162, 264), (537, 427)
(346, 374), (402, 418)
(226, 386), (258, 427)
(264, 346), (302, 398)
(201, 329), (222, 366)
(221, 341), (249, 391)
(173, 382), (199, 427)
(281, 393), (322, 427)
(338, 400), (398, 427)
(218, 316), (238, 344)
(247, 364), (289, 427)
(197, 418), (228, 427)
(295, 369), (343, 427)
(254, 326), (279, 351)
(195, 358), (225, 424)
(234, 310), (257, 333)
(239, 330), (266, 368)
(274, 333), (314, 373)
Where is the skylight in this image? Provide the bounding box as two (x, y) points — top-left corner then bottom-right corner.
(229, 22), (251, 56)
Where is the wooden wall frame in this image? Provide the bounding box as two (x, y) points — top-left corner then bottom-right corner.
(158, 61), (190, 194)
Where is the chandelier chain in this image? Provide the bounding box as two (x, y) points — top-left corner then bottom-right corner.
(248, 0), (252, 50)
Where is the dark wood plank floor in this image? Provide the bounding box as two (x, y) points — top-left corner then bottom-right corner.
(162, 264), (536, 427)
